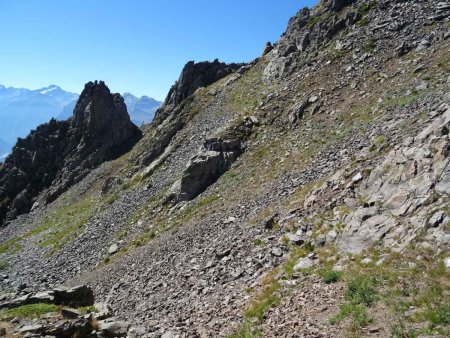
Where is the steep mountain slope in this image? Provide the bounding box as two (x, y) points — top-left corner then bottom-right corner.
(0, 0), (449, 337)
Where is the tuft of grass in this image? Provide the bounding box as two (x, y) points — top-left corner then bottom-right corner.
(330, 303), (373, 327)
(346, 274), (379, 307)
(3, 303), (59, 318)
(427, 304), (450, 326)
(330, 272), (379, 334)
(307, 12), (332, 28)
(321, 269), (343, 284)
(307, 15), (322, 28)
(284, 246), (311, 278)
(332, 49), (349, 59)
(78, 305), (97, 315)
(227, 321), (261, 338)
(252, 238), (263, 246)
(390, 323), (420, 338)
(358, 1), (376, 16)
(244, 272), (280, 321)
(374, 135), (385, 146)
(0, 260), (8, 271)
(104, 194), (119, 205)
(383, 88), (432, 109)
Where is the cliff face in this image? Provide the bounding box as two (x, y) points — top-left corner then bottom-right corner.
(0, 81), (142, 225)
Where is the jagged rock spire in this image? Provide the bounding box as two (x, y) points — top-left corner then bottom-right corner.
(0, 81), (142, 225)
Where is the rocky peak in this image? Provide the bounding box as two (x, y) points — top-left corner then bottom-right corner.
(161, 59), (242, 108)
(0, 81), (142, 225)
(72, 81), (129, 135)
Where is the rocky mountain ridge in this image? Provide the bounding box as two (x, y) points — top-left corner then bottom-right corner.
(0, 0), (449, 337)
(0, 84), (161, 159)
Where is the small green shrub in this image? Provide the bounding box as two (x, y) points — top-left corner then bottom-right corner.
(330, 303), (373, 327)
(252, 238), (263, 246)
(358, 2), (371, 16)
(374, 135), (385, 146)
(307, 15), (322, 28)
(322, 270), (343, 284)
(105, 194), (119, 205)
(428, 304), (450, 325)
(346, 275), (379, 306)
(389, 323), (420, 338)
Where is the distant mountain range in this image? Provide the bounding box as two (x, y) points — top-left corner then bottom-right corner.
(0, 84), (161, 161)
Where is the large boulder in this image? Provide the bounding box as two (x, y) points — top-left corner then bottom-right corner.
(97, 320), (130, 338)
(53, 285), (95, 307)
(170, 117), (256, 202)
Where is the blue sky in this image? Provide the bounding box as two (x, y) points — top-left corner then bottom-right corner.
(0, 0), (316, 100)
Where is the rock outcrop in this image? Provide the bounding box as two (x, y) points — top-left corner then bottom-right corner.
(170, 116), (257, 202)
(1, 284), (130, 337)
(0, 81), (142, 225)
(154, 59), (242, 124)
(163, 59), (242, 108)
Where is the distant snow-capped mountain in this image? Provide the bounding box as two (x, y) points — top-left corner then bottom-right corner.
(123, 93), (161, 126)
(0, 85), (78, 147)
(0, 84), (161, 159)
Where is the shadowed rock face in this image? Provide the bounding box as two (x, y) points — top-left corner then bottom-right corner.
(0, 81), (142, 225)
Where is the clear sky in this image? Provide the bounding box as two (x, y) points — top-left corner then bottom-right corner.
(0, 0), (317, 100)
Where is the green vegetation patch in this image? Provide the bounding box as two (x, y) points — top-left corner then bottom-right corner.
(321, 269), (343, 284)
(0, 237), (21, 255)
(227, 321), (261, 338)
(27, 194), (99, 255)
(328, 250), (450, 336)
(78, 305), (97, 315)
(3, 303), (59, 318)
(0, 260), (8, 271)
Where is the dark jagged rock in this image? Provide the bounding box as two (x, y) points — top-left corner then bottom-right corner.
(285, 7), (310, 36)
(0, 81), (142, 225)
(163, 59), (242, 107)
(154, 59), (242, 125)
(53, 285), (95, 307)
(328, 0), (357, 12)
